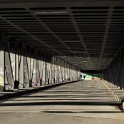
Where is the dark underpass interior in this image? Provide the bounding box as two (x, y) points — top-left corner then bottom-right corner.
(0, 0), (124, 124)
(0, 0), (124, 89)
(0, 1), (124, 70)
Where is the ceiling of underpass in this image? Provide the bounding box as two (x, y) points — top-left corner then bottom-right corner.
(0, 0), (124, 70)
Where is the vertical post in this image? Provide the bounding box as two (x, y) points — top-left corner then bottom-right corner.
(0, 34), (5, 91)
(4, 36), (14, 91)
(53, 57), (56, 83)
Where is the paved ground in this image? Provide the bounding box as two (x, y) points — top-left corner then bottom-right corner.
(0, 80), (124, 124)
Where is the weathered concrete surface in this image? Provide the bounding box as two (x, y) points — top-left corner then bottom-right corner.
(0, 81), (77, 101)
(0, 113), (124, 124)
(0, 80), (124, 124)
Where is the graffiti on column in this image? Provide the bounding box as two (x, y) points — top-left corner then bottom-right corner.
(36, 60), (40, 86)
(0, 51), (4, 91)
(5, 51), (14, 90)
(19, 56), (23, 88)
(39, 61), (43, 85)
(32, 59), (36, 86)
(2, 48), (80, 91)
(23, 57), (29, 88)
(30, 58), (34, 86)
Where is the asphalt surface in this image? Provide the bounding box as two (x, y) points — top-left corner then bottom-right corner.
(0, 80), (124, 124)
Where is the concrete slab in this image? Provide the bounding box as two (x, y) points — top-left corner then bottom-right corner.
(0, 80), (124, 124)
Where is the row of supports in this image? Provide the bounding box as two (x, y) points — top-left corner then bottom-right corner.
(103, 46), (124, 91)
(0, 35), (80, 91)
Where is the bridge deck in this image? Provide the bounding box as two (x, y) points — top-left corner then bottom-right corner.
(0, 80), (124, 124)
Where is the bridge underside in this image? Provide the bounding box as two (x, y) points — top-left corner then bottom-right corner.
(0, 1), (124, 123)
(0, 0), (123, 92)
(0, 0), (124, 70)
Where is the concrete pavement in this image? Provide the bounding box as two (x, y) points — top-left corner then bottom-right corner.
(0, 80), (124, 124)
